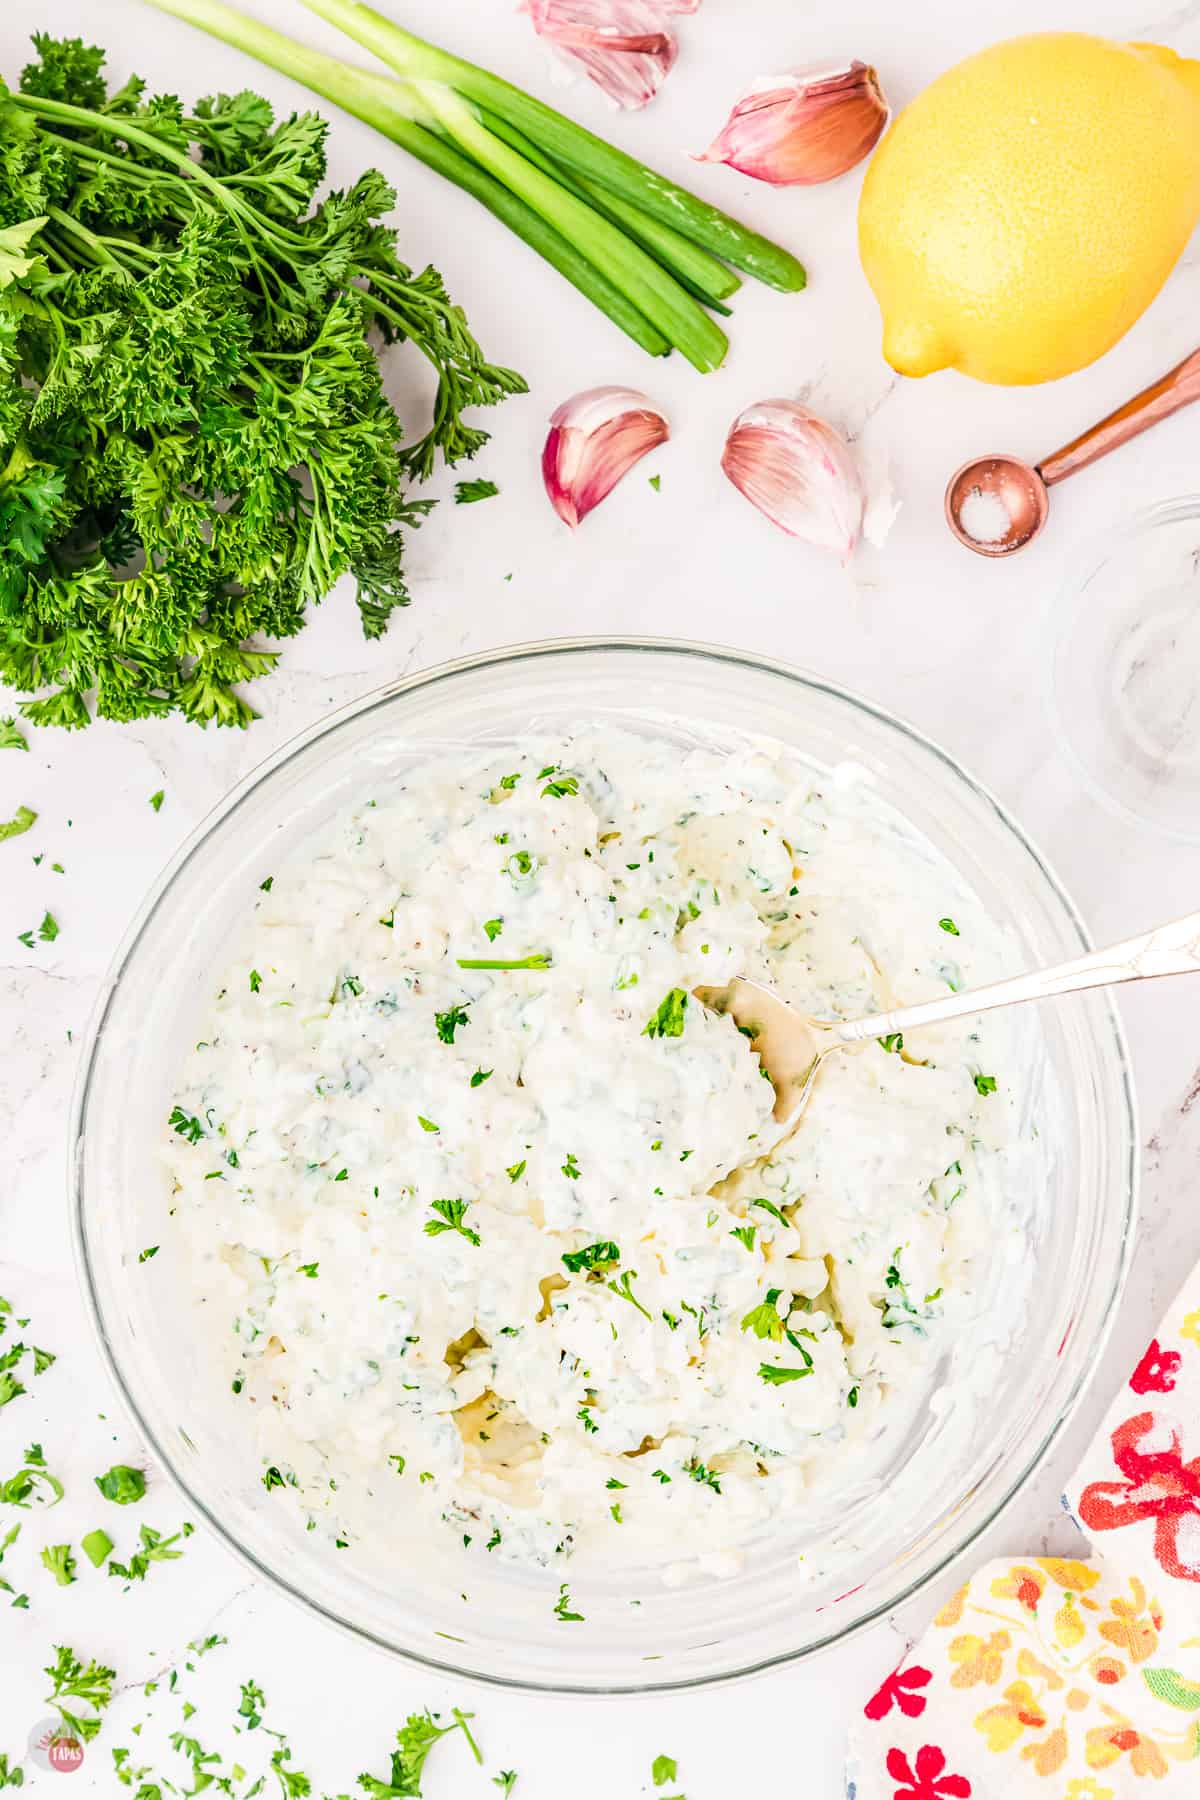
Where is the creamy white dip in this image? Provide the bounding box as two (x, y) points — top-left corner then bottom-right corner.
(163, 726), (1037, 1576)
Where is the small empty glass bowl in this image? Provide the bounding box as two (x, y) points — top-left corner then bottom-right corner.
(72, 640), (1136, 1693)
(1049, 497), (1200, 844)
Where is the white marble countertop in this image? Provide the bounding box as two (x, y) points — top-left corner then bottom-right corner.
(4, 0), (1200, 1791)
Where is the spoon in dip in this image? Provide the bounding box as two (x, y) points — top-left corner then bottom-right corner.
(701, 906), (1200, 1129)
(945, 345), (1200, 556)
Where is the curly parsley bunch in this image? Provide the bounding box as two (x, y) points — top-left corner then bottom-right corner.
(0, 35), (524, 729)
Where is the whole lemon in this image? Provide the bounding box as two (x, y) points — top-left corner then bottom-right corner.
(858, 32), (1200, 384)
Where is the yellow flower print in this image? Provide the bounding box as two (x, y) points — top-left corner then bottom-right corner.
(1181, 1307), (1200, 1348)
(974, 1678), (1047, 1752)
(1085, 1722), (1169, 1776)
(935, 1584), (967, 1627)
(1099, 1577), (1159, 1663)
(1054, 1591), (1087, 1650)
(990, 1563), (1047, 1613)
(1016, 1646), (1065, 1690)
(1065, 1781), (1113, 1800)
(949, 1630), (1010, 1688)
(1038, 1557), (1101, 1593)
(1087, 1653), (1127, 1688)
(1020, 1723), (1068, 1775)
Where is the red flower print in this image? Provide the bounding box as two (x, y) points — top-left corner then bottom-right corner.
(1078, 1410), (1200, 1582)
(886, 1744), (971, 1799)
(1130, 1338), (1181, 1395)
(865, 1664), (932, 1720)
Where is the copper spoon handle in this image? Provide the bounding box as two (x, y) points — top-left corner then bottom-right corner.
(1038, 347), (1200, 488)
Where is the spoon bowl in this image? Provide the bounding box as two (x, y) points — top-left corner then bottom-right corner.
(703, 907), (1200, 1128)
(945, 455), (1048, 556)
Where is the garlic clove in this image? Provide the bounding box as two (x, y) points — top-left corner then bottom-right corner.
(543, 386), (669, 528)
(522, 0), (680, 109)
(697, 62), (889, 185)
(721, 401), (864, 560)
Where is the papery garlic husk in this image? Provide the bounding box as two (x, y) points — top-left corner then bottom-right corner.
(721, 401), (864, 559)
(697, 62), (889, 185)
(544, 387), (669, 527)
(521, 0), (680, 109)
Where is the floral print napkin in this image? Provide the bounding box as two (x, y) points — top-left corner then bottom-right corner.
(847, 1264), (1200, 1797)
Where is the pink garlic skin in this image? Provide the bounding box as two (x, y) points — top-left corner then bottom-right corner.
(721, 401), (864, 561)
(521, 0), (688, 108)
(697, 62), (889, 185)
(543, 386), (669, 529)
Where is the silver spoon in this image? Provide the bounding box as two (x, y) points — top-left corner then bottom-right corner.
(700, 908), (1199, 1130)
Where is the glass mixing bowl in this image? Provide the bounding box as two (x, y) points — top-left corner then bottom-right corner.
(72, 639), (1136, 1694)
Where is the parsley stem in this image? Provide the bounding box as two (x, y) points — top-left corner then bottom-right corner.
(456, 954), (552, 970)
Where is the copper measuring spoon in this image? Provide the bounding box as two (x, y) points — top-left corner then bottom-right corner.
(945, 346), (1200, 557)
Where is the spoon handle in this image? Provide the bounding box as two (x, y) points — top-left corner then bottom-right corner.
(837, 909), (1200, 1043)
(1038, 347), (1200, 488)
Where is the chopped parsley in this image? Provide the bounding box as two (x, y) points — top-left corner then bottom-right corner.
(138, 1246), (158, 1264)
(505, 1160), (526, 1182)
(652, 1755), (678, 1786)
(361, 1707), (481, 1795)
(456, 953), (552, 971)
(484, 918), (504, 941)
(81, 1528), (113, 1568)
(248, 969), (262, 992)
(643, 988), (688, 1039)
(938, 917), (960, 935)
(553, 1582), (583, 1622)
(847, 1385), (859, 1408)
(40, 1542), (77, 1586)
(470, 1068), (493, 1087)
(94, 1465), (146, 1505)
(878, 1033), (904, 1054)
(741, 1290), (784, 1341)
(0, 718), (27, 751)
(730, 1224), (756, 1252)
(149, 789), (165, 812)
(973, 1072), (998, 1095)
(44, 1645), (116, 1744)
(424, 1199), (480, 1246)
(169, 1106), (205, 1144)
(108, 1521), (193, 1582)
(607, 1269), (651, 1321)
(539, 767), (579, 799)
(417, 1115), (440, 1134)
(561, 1152), (580, 1179)
(683, 1456), (722, 1494)
(0, 804), (36, 844)
(455, 477), (499, 503)
(297, 1262), (319, 1278)
(493, 1771), (518, 1796)
(562, 1241), (619, 1274)
(435, 1003), (470, 1044)
(759, 1363), (812, 1385)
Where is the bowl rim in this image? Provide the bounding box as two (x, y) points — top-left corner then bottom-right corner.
(70, 634), (1139, 1694)
(1044, 492), (1200, 847)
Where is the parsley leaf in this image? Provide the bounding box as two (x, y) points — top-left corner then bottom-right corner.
(553, 1583), (583, 1622)
(974, 1072), (998, 1095)
(643, 989), (688, 1038)
(94, 1465), (145, 1505)
(0, 47), (524, 731)
(424, 1199), (480, 1246)
(1, 806), (37, 844)
(758, 1363), (813, 1385)
(455, 478), (499, 503)
(652, 1755), (678, 1786)
(359, 1707), (480, 1797)
(434, 1003), (470, 1045)
(562, 1241), (620, 1274)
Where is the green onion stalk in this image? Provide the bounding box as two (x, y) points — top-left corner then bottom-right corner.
(144, 0), (807, 370)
